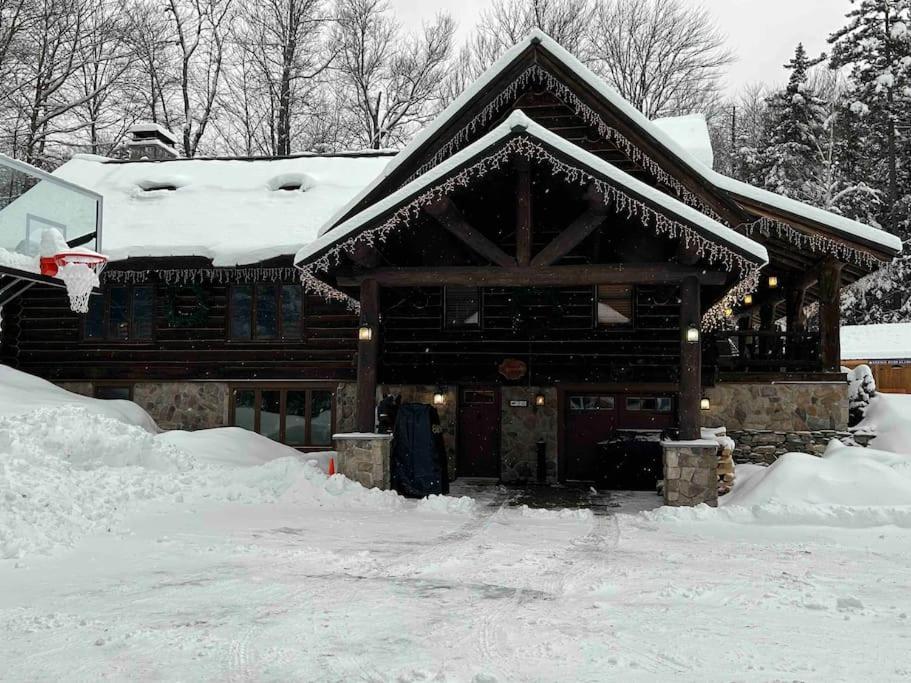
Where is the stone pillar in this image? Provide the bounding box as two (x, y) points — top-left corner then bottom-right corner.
(333, 433), (392, 490)
(662, 441), (718, 507)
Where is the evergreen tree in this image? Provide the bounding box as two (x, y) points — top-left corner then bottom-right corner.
(750, 44), (829, 199)
(829, 0), (911, 238)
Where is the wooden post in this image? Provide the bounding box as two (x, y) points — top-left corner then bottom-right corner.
(515, 157), (532, 266)
(758, 302), (775, 358)
(818, 258), (844, 372)
(356, 278), (379, 433)
(679, 276), (701, 441)
(785, 286), (807, 333)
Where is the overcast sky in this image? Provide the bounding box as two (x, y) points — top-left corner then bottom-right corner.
(388, 0), (852, 95)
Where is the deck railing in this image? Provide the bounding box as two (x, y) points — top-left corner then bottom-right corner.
(708, 330), (822, 373)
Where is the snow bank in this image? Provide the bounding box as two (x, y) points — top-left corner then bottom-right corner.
(858, 394), (911, 455)
(0, 366), (157, 430)
(649, 441), (911, 528)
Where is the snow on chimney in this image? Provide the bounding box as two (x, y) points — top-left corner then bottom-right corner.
(125, 123), (180, 161)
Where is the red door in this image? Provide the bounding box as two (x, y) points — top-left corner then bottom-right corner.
(564, 395), (619, 481)
(458, 387), (500, 478)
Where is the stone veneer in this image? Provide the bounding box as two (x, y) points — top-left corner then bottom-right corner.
(133, 382), (229, 430)
(663, 442), (719, 507)
(500, 386), (558, 483)
(701, 381), (848, 432)
(333, 434), (392, 489)
(335, 382), (358, 434)
(728, 428), (873, 464)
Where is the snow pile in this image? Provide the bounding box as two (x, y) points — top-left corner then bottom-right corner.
(846, 364), (877, 425)
(0, 365), (157, 430)
(650, 441), (911, 528)
(858, 393), (911, 455)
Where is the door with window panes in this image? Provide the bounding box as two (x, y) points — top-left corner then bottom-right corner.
(231, 386), (334, 450)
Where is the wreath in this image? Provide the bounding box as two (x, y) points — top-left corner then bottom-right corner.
(165, 284), (209, 328)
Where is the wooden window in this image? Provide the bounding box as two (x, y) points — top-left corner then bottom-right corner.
(229, 283), (303, 340)
(84, 285), (154, 341)
(569, 395), (616, 412)
(229, 386), (334, 449)
(93, 384), (133, 401)
(444, 286), (480, 328)
(595, 285), (633, 327)
(625, 396), (673, 413)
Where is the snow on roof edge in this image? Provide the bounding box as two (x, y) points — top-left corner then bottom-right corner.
(316, 29), (900, 259)
(295, 111), (768, 267)
(841, 323), (911, 361)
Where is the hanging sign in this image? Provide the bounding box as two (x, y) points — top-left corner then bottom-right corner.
(498, 358), (528, 381)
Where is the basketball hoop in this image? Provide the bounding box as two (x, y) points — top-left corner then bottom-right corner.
(53, 248), (108, 313)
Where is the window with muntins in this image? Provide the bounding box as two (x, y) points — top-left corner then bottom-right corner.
(595, 285), (633, 327)
(444, 286), (480, 328)
(229, 284), (303, 340)
(231, 387), (334, 448)
(84, 285), (154, 341)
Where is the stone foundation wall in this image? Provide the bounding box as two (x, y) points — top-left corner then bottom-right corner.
(500, 386), (558, 483)
(729, 428), (870, 464)
(133, 382), (229, 430)
(702, 381), (848, 432)
(335, 382), (358, 434)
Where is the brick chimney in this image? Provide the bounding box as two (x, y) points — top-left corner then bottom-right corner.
(125, 122), (180, 160)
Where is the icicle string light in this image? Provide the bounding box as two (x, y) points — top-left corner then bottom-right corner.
(102, 267), (299, 285)
(741, 216), (882, 269)
(298, 135), (764, 329)
(406, 64), (728, 224)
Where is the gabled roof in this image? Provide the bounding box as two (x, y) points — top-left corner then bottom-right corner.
(317, 30), (900, 262)
(295, 111), (769, 268)
(51, 152), (394, 266)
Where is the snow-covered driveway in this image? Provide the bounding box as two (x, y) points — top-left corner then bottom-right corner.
(3, 488), (911, 682)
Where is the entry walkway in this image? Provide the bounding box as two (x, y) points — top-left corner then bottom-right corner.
(449, 479), (661, 516)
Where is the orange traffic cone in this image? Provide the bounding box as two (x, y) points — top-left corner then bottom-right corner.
(328, 457), (336, 476)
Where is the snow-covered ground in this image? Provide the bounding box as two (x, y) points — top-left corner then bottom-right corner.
(2, 370), (911, 681)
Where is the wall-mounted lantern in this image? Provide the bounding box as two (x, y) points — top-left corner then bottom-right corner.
(700, 397), (711, 411)
(534, 392), (546, 407)
(433, 389), (446, 406)
(767, 275), (779, 289)
(685, 325), (700, 343)
(357, 324), (373, 341)
(743, 294), (753, 306)
(723, 307), (734, 317)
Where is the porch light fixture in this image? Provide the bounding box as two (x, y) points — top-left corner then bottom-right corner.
(700, 397), (711, 411)
(724, 307), (734, 317)
(535, 392), (546, 407)
(357, 324), (373, 341)
(433, 389), (446, 406)
(743, 294), (753, 306)
(768, 275), (779, 289)
(685, 325), (700, 343)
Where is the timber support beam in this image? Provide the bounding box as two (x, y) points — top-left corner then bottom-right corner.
(818, 258), (844, 372)
(425, 198), (517, 268)
(678, 276), (702, 441)
(339, 264), (727, 288)
(356, 278), (379, 433)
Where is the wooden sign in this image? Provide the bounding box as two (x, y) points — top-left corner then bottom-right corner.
(498, 358), (527, 381)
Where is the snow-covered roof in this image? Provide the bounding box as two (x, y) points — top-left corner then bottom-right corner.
(128, 122), (180, 145)
(652, 114), (714, 169)
(51, 152), (394, 266)
(841, 323), (911, 361)
(295, 111), (769, 268)
(317, 30), (900, 260)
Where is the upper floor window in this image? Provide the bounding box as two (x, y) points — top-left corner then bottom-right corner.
(84, 285), (154, 341)
(229, 284), (303, 340)
(595, 285), (633, 327)
(444, 286), (480, 328)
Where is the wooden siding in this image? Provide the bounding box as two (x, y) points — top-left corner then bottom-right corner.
(1, 282), (358, 381)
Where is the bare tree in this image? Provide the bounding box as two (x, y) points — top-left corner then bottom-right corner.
(125, 0), (180, 131)
(334, 0), (454, 149)
(230, 0), (334, 156)
(589, 0), (734, 119)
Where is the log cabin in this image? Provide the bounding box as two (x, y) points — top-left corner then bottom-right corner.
(0, 32), (902, 505)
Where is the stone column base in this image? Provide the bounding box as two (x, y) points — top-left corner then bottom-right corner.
(333, 433), (392, 490)
(662, 440), (719, 507)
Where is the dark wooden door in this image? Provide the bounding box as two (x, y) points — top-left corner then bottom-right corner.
(564, 394), (619, 481)
(458, 387), (500, 478)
